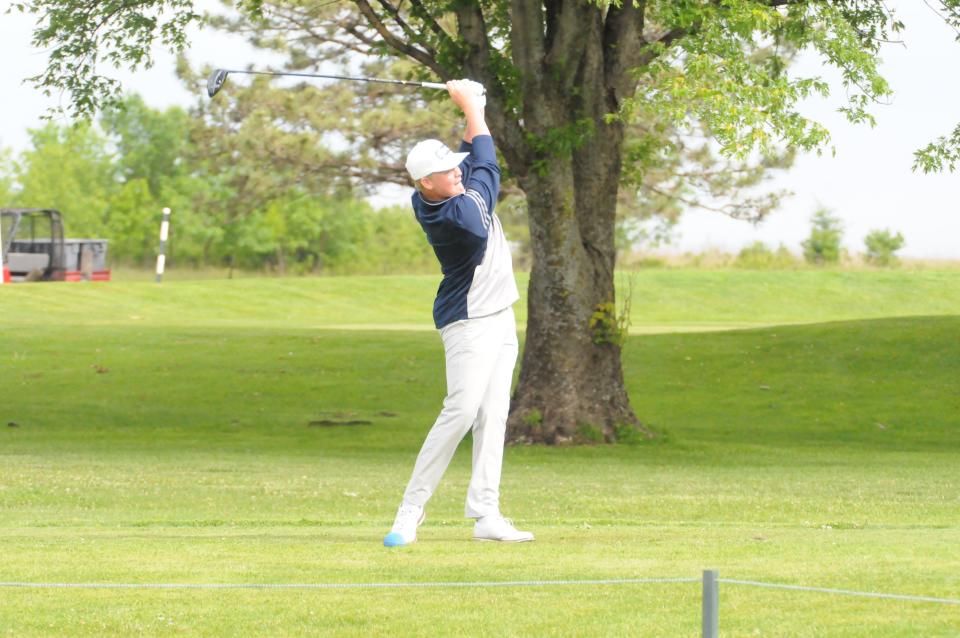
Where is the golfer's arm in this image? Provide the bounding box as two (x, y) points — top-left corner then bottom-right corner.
(462, 104), (489, 144)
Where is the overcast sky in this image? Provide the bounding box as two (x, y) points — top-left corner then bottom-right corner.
(1, 0), (958, 258)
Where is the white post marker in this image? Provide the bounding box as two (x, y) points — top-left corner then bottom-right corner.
(155, 207), (171, 283)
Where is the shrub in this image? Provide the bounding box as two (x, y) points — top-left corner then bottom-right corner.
(864, 229), (905, 267)
(802, 209), (843, 265)
(734, 241), (799, 269)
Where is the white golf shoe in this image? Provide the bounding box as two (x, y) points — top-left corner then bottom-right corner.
(473, 515), (534, 542)
(383, 504), (425, 547)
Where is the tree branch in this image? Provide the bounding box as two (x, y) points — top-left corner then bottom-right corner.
(374, 0), (430, 52)
(602, 0), (646, 106)
(352, 0), (446, 78)
(543, 0), (599, 94)
(454, 3), (528, 170)
(453, 3), (490, 78)
(635, 25), (693, 68)
(643, 184), (772, 222)
(509, 0), (546, 97)
(408, 0), (453, 43)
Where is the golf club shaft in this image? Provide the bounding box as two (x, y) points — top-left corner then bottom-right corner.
(219, 69), (446, 90)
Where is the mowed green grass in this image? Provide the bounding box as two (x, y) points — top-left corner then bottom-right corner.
(1, 271), (959, 637)
(3, 268), (960, 331)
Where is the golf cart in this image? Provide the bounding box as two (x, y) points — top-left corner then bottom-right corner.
(0, 208), (110, 282)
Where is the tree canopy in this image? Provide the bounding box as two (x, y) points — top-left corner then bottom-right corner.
(13, 1), (960, 172)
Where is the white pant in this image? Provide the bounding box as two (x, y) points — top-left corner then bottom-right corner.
(402, 306), (518, 518)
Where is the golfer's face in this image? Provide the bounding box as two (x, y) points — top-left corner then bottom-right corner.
(425, 166), (465, 198)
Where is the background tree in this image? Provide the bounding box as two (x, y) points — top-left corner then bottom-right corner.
(17, 0), (960, 443)
(734, 241), (798, 269)
(0, 149), (15, 204)
(13, 122), (113, 235)
(100, 95), (193, 265)
(101, 95), (191, 198)
(177, 68), (437, 273)
(864, 229), (905, 267)
(802, 208), (844, 266)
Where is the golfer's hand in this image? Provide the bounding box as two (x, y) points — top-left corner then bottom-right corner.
(463, 80), (486, 108)
(448, 79), (485, 112)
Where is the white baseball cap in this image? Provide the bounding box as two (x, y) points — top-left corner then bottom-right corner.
(405, 139), (469, 181)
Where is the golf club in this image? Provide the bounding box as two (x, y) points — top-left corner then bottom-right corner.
(207, 68), (447, 98)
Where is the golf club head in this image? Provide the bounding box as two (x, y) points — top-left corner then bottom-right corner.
(207, 69), (229, 98)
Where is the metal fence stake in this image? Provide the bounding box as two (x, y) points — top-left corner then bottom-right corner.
(703, 569), (719, 638)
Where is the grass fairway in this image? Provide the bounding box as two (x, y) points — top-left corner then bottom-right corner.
(2, 272), (959, 636)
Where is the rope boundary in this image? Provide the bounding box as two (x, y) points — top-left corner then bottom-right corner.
(719, 578), (960, 606)
(1, 576), (957, 606)
(0, 577), (698, 590)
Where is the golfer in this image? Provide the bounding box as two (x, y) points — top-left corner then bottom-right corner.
(384, 79), (533, 546)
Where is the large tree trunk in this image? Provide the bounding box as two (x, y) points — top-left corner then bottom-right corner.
(506, 119), (651, 444)
(492, 1), (655, 444)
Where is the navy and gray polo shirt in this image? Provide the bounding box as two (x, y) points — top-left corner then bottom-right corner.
(411, 134), (520, 329)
